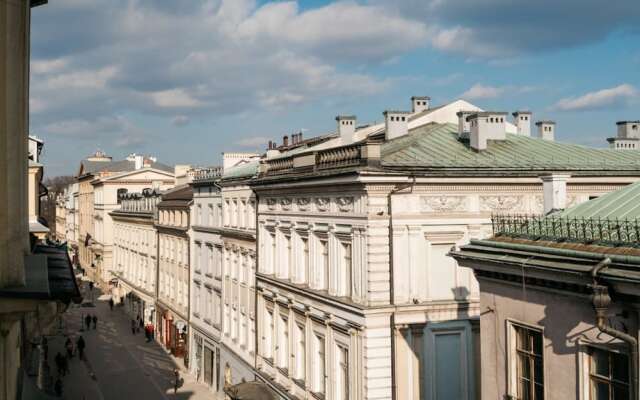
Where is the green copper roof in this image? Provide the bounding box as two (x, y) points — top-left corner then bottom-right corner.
(222, 160), (259, 180)
(555, 181), (640, 219)
(381, 123), (640, 171)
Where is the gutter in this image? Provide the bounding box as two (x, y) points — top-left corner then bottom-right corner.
(387, 176), (415, 400)
(591, 258), (638, 400)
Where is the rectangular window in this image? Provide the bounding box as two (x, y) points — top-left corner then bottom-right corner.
(302, 237), (310, 285)
(319, 238), (328, 290)
(262, 308), (274, 360)
(286, 234), (293, 280)
(295, 323), (306, 382)
(514, 325), (544, 400)
(270, 233), (276, 275)
(589, 347), (629, 400)
(342, 242), (352, 298)
(315, 334), (326, 394)
(278, 315), (289, 372)
(336, 345), (349, 400)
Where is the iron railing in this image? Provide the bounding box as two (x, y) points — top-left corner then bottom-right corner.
(492, 214), (640, 246)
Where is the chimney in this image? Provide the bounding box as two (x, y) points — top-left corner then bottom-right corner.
(384, 111), (410, 140)
(411, 96), (430, 113)
(540, 174), (570, 214)
(617, 121), (640, 139)
(134, 154), (144, 170)
(456, 110), (474, 139)
(468, 112), (507, 151)
(283, 135), (289, 147)
(336, 115), (356, 145)
(512, 111), (532, 136)
(536, 121), (555, 141)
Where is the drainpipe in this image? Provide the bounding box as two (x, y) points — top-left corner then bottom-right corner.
(387, 176), (416, 400)
(591, 258), (638, 400)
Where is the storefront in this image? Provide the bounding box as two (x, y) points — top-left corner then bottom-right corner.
(156, 305), (189, 367)
(191, 331), (221, 393)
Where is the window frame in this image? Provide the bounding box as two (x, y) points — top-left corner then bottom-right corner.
(506, 320), (545, 400)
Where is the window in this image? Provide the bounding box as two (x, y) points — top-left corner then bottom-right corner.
(588, 347), (629, 400)
(262, 308), (274, 361)
(301, 237), (309, 284)
(286, 234), (293, 280)
(294, 323), (306, 382)
(512, 325), (544, 400)
(314, 334), (326, 395)
(341, 242), (352, 298)
(319, 238), (329, 290)
(277, 315), (289, 372)
(335, 345), (349, 400)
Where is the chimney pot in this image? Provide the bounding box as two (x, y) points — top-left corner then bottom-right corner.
(456, 111), (474, 139)
(541, 174), (570, 214)
(512, 111), (532, 136)
(411, 96), (430, 113)
(283, 135), (289, 147)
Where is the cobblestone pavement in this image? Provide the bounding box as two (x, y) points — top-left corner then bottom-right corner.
(49, 283), (217, 400)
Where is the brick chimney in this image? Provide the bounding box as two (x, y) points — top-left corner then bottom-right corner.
(468, 112), (507, 151)
(512, 111), (532, 136)
(384, 111), (411, 140)
(336, 115), (356, 145)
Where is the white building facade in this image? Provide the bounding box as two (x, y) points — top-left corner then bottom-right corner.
(189, 167), (224, 394)
(111, 190), (162, 323)
(251, 96), (640, 400)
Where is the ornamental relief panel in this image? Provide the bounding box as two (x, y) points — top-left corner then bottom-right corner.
(480, 195), (523, 213)
(315, 197), (331, 212)
(420, 196), (467, 212)
(296, 197), (311, 211)
(280, 197), (292, 211)
(266, 198), (277, 211)
(336, 196), (354, 212)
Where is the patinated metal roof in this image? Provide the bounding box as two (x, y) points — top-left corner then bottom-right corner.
(555, 180), (640, 219)
(222, 160), (259, 180)
(381, 123), (640, 171)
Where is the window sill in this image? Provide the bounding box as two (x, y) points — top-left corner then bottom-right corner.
(263, 357), (273, 366)
(277, 367), (289, 376)
(293, 378), (305, 389)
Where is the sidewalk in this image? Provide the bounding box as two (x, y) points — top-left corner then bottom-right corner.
(51, 283), (217, 400)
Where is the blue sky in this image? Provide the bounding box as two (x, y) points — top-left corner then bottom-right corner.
(30, 0), (640, 177)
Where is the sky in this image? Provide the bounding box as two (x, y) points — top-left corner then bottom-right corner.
(30, 0), (640, 177)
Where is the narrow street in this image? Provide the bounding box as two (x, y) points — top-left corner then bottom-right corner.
(50, 283), (216, 400)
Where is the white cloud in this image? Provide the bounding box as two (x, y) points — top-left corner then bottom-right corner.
(31, 58), (68, 74)
(554, 84), (638, 111)
(460, 83), (537, 100)
(235, 136), (270, 147)
(151, 89), (202, 108)
(171, 115), (191, 127)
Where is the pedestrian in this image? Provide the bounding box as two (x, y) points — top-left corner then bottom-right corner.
(109, 297), (114, 311)
(62, 354), (69, 375)
(54, 352), (64, 376)
(89, 281), (94, 291)
(84, 314), (91, 331)
(42, 336), (48, 361)
(76, 335), (85, 360)
(65, 337), (73, 359)
(92, 314), (98, 330)
(131, 319), (136, 335)
(54, 377), (63, 397)
(138, 316), (144, 333)
(173, 368), (180, 394)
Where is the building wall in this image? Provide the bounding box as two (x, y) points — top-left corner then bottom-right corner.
(477, 277), (637, 400)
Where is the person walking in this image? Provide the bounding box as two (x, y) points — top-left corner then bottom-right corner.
(76, 335), (86, 360)
(54, 377), (63, 397)
(138, 316), (144, 333)
(65, 337), (73, 359)
(173, 368), (180, 394)
(84, 314), (91, 331)
(109, 297), (114, 311)
(92, 315), (98, 330)
(54, 352), (64, 376)
(131, 319), (137, 335)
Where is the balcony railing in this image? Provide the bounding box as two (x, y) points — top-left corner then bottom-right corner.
(191, 166), (223, 181)
(492, 214), (640, 246)
(263, 142), (379, 176)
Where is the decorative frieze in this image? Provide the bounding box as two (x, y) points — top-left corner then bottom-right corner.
(336, 196), (354, 212)
(479, 195), (522, 212)
(296, 197), (311, 211)
(315, 197), (331, 212)
(420, 196), (466, 212)
(266, 198), (277, 210)
(280, 197), (292, 210)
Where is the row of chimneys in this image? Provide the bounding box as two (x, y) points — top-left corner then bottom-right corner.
(457, 111), (555, 151)
(267, 132), (304, 150)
